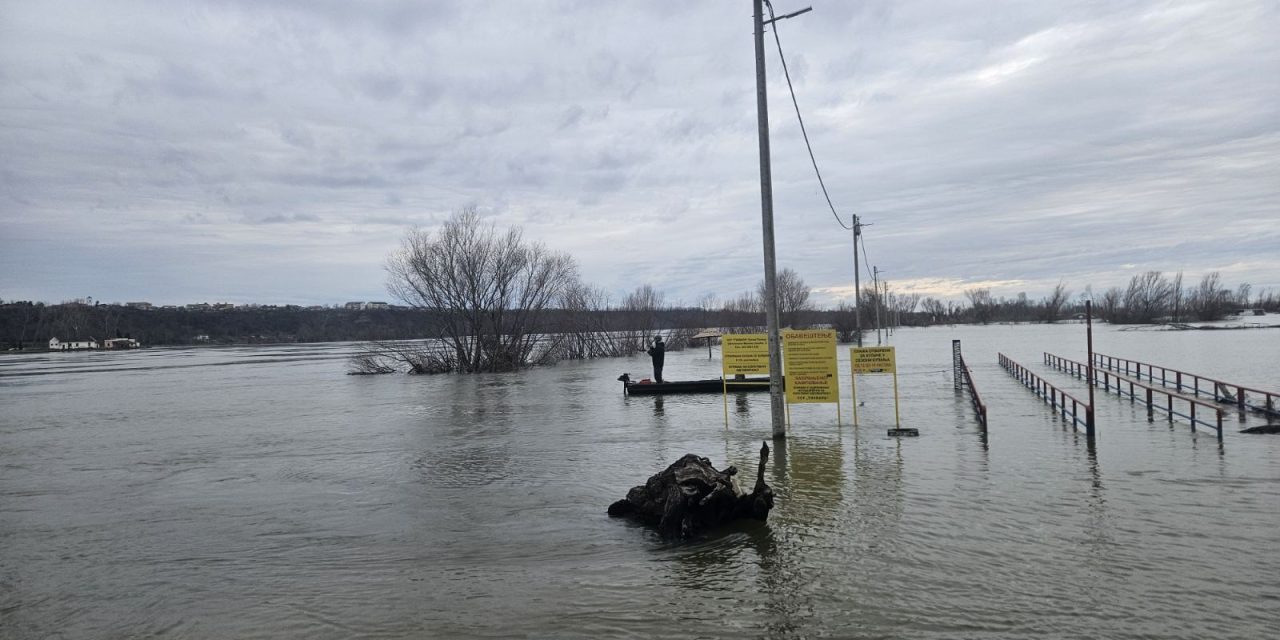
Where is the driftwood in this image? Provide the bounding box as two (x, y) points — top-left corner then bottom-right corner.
(608, 442), (775, 538)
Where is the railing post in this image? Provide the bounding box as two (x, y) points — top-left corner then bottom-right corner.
(952, 340), (963, 390)
(1146, 388), (1153, 421)
(1216, 410), (1223, 440)
(1190, 402), (1197, 432)
(1176, 371), (1182, 392)
(1237, 387), (1245, 411)
(1167, 394), (1173, 422)
(1085, 301), (1096, 439)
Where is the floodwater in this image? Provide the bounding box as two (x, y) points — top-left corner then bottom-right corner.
(2, 323), (1278, 639)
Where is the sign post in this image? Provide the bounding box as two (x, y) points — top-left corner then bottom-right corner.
(850, 346), (916, 436)
(722, 334), (770, 426)
(782, 329), (841, 425)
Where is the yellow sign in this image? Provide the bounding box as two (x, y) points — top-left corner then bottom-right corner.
(851, 346), (896, 374)
(782, 329), (839, 404)
(850, 346), (902, 428)
(722, 334), (770, 375)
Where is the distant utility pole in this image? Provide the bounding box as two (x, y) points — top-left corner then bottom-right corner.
(873, 266), (884, 345)
(852, 215), (862, 348)
(886, 288), (893, 337)
(754, 0), (812, 440)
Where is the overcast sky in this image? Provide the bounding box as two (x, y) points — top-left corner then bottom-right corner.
(2, 0), (1277, 307)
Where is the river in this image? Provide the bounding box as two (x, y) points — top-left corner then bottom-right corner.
(2, 323), (1278, 638)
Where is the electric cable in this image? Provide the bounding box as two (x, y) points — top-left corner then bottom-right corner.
(764, 0), (853, 231)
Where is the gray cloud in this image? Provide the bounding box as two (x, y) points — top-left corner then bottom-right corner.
(1, 0), (1276, 307)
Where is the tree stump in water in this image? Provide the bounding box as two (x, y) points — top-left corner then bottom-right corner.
(607, 442), (775, 539)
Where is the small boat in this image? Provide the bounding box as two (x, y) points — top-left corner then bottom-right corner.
(617, 373), (774, 395)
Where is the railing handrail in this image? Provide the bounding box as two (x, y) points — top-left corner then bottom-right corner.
(1093, 352), (1277, 398)
(1044, 352), (1223, 414)
(1005, 353), (1091, 407)
(958, 354), (987, 425)
(1000, 353), (1094, 433)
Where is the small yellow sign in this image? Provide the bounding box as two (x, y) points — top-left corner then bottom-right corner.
(782, 329), (839, 404)
(722, 333), (770, 375)
(851, 346), (896, 374)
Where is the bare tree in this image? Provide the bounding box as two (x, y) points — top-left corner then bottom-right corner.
(893, 293), (921, 316)
(759, 267), (812, 328)
(1188, 272), (1231, 321)
(1234, 283), (1252, 308)
(620, 284), (666, 353)
(859, 287), (883, 329)
(1099, 286), (1123, 322)
(831, 302), (859, 343)
(348, 340), (457, 374)
(720, 291), (762, 331)
(385, 207), (578, 373)
(1039, 281), (1071, 323)
(964, 288), (994, 324)
(1120, 271), (1173, 323)
(1169, 271), (1185, 322)
(696, 293), (718, 328)
(920, 297), (946, 322)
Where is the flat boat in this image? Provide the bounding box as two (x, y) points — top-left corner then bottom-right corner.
(617, 373), (774, 395)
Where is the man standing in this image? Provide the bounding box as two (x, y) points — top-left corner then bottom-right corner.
(647, 337), (666, 383)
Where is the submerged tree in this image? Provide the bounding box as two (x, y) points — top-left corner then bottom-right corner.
(1188, 272), (1232, 321)
(385, 207), (578, 373)
(1121, 271), (1175, 323)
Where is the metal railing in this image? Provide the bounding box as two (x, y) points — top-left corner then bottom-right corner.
(957, 350), (987, 428)
(1092, 353), (1278, 417)
(1044, 352), (1224, 440)
(999, 353), (1093, 432)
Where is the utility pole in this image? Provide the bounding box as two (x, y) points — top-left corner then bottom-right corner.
(886, 287), (893, 337)
(754, 1), (810, 440)
(852, 215), (862, 347)
(873, 266), (884, 345)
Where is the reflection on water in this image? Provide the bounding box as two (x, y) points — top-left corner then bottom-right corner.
(2, 326), (1279, 638)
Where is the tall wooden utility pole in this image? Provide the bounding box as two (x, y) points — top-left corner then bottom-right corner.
(852, 215), (862, 347)
(754, 1), (811, 439)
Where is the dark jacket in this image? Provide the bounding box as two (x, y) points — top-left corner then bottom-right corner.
(647, 341), (665, 365)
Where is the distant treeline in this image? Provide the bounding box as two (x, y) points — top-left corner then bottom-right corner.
(0, 303), (433, 350)
(3, 271), (1272, 352)
(0, 299), (763, 350)
(912, 271), (1277, 326)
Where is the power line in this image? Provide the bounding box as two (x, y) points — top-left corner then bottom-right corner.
(859, 232), (873, 279)
(764, 0), (852, 231)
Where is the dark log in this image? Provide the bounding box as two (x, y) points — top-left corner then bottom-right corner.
(608, 442), (774, 538)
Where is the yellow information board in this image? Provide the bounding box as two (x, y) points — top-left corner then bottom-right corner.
(782, 329), (839, 404)
(722, 334), (770, 375)
(851, 346), (897, 373)
(850, 346), (901, 428)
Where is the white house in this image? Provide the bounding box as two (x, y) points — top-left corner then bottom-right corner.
(48, 337), (98, 351)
